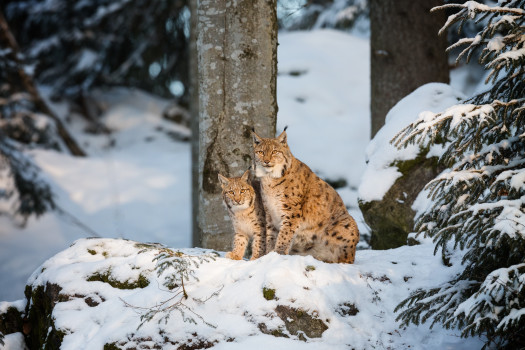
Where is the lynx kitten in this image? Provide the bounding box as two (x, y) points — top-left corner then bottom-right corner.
(252, 128), (359, 263)
(218, 170), (266, 260)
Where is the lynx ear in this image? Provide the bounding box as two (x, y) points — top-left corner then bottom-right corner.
(241, 169), (250, 182)
(277, 126), (288, 144)
(218, 173), (229, 188)
(252, 128), (263, 145)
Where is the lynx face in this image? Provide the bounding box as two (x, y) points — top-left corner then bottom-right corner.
(252, 129), (292, 179)
(218, 171), (255, 211)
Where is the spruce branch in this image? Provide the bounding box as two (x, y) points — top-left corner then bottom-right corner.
(395, 1), (525, 347)
(122, 247), (220, 330)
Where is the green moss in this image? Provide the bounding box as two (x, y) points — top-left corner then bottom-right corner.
(390, 146), (439, 176)
(263, 287), (276, 301)
(104, 342), (122, 350)
(358, 198), (372, 212)
(87, 269), (149, 289)
(134, 242), (162, 250)
(87, 249), (97, 255)
(305, 265), (316, 272)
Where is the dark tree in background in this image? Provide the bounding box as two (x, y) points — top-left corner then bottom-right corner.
(370, 0), (449, 138)
(2, 0), (189, 104)
(0, 12), (59, 220)
(0, 0), (191, 220)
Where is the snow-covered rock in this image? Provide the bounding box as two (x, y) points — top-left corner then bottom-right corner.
(358, 83), (465, 249)
(4, 237), (484, 349)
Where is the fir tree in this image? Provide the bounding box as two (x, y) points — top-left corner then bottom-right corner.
(2, 0), (189, 102)
(393, 1), (525, 349)
(1, 11), (57, 220)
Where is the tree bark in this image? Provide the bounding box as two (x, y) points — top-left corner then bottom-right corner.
(189, 0), (200, 248)
(195, 0), (277, 250)
(370, 0), (449, 138)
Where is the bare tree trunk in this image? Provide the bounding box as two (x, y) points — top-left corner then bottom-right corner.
(370, 0), (449, 138)
(0, 11), (86, 157)
(195, 0), (277, 250)
(189, 0), (200, 248)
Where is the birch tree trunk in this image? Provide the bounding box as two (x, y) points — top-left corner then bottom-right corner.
(194, 0), (277, 250)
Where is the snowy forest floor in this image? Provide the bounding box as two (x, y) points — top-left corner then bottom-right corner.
(0, 29), (486, 349)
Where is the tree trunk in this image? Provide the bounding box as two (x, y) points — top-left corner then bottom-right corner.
(370, 0), (449, 138)
(189, 0), (200, 248)
(195, 0), (277, 251)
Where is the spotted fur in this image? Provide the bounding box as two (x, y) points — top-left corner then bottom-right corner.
(219, 170), (266, 260)
(252, 128), (359, 264)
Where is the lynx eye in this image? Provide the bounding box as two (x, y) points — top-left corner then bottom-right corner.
(272, 150), (279, 155)
(228, 191), (235, 195)
(240, 189), (246, 193)
(256, 151), (264, 155)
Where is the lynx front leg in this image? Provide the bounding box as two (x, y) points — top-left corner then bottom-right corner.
(265, 224), (278, 253)
(274, 218), (301, 255)
(226, 233), (249, 260)
(265, 209), (278, 253)
(250, 224), (267, 260)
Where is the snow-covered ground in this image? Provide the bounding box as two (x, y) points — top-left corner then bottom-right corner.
(0, 29), (485, 349)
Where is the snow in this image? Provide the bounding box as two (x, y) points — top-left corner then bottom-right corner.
(0, 28), (485, 349)
(358, 83), (465, 202)
(1, 333), (27, 350)
(19, 237), (483, 349)
(277, 30), (370, 187)
(74, 49), (98, 72)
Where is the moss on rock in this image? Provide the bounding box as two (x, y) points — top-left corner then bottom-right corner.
(262, 287), (276, 300)
(87, 269), (149, 289)
(359, 154), (444, 250)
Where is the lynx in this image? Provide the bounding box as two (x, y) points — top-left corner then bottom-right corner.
(252, 128), (359, 263)
(218, 170), (266, 260)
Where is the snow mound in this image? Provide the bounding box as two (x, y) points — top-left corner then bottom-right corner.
(358, 83), (465, 202)
(21, 238), (483, 349)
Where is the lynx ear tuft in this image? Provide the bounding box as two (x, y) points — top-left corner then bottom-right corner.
(277, 127), (287, 144)
(218, 173), (229, 187)
(252, 128), (262, 145)
(241, 169), (250, 182)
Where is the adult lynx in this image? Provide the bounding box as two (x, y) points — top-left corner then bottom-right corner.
(218, 170), (266, 260)
(252, 128), (359, 263)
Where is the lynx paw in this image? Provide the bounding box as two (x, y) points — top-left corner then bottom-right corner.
(225, 251), (242, 260)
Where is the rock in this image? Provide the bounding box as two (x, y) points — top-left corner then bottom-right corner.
(258, 305), (328, 340)
(24, 283), (65, 350)
(359, 155), (443, 249)
(0, 305), (23, 336)
(274, 305), (328, 339)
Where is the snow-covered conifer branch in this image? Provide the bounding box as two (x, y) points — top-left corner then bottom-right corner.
(395, 1), (525, 347)
(123, 247), (219, 330)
